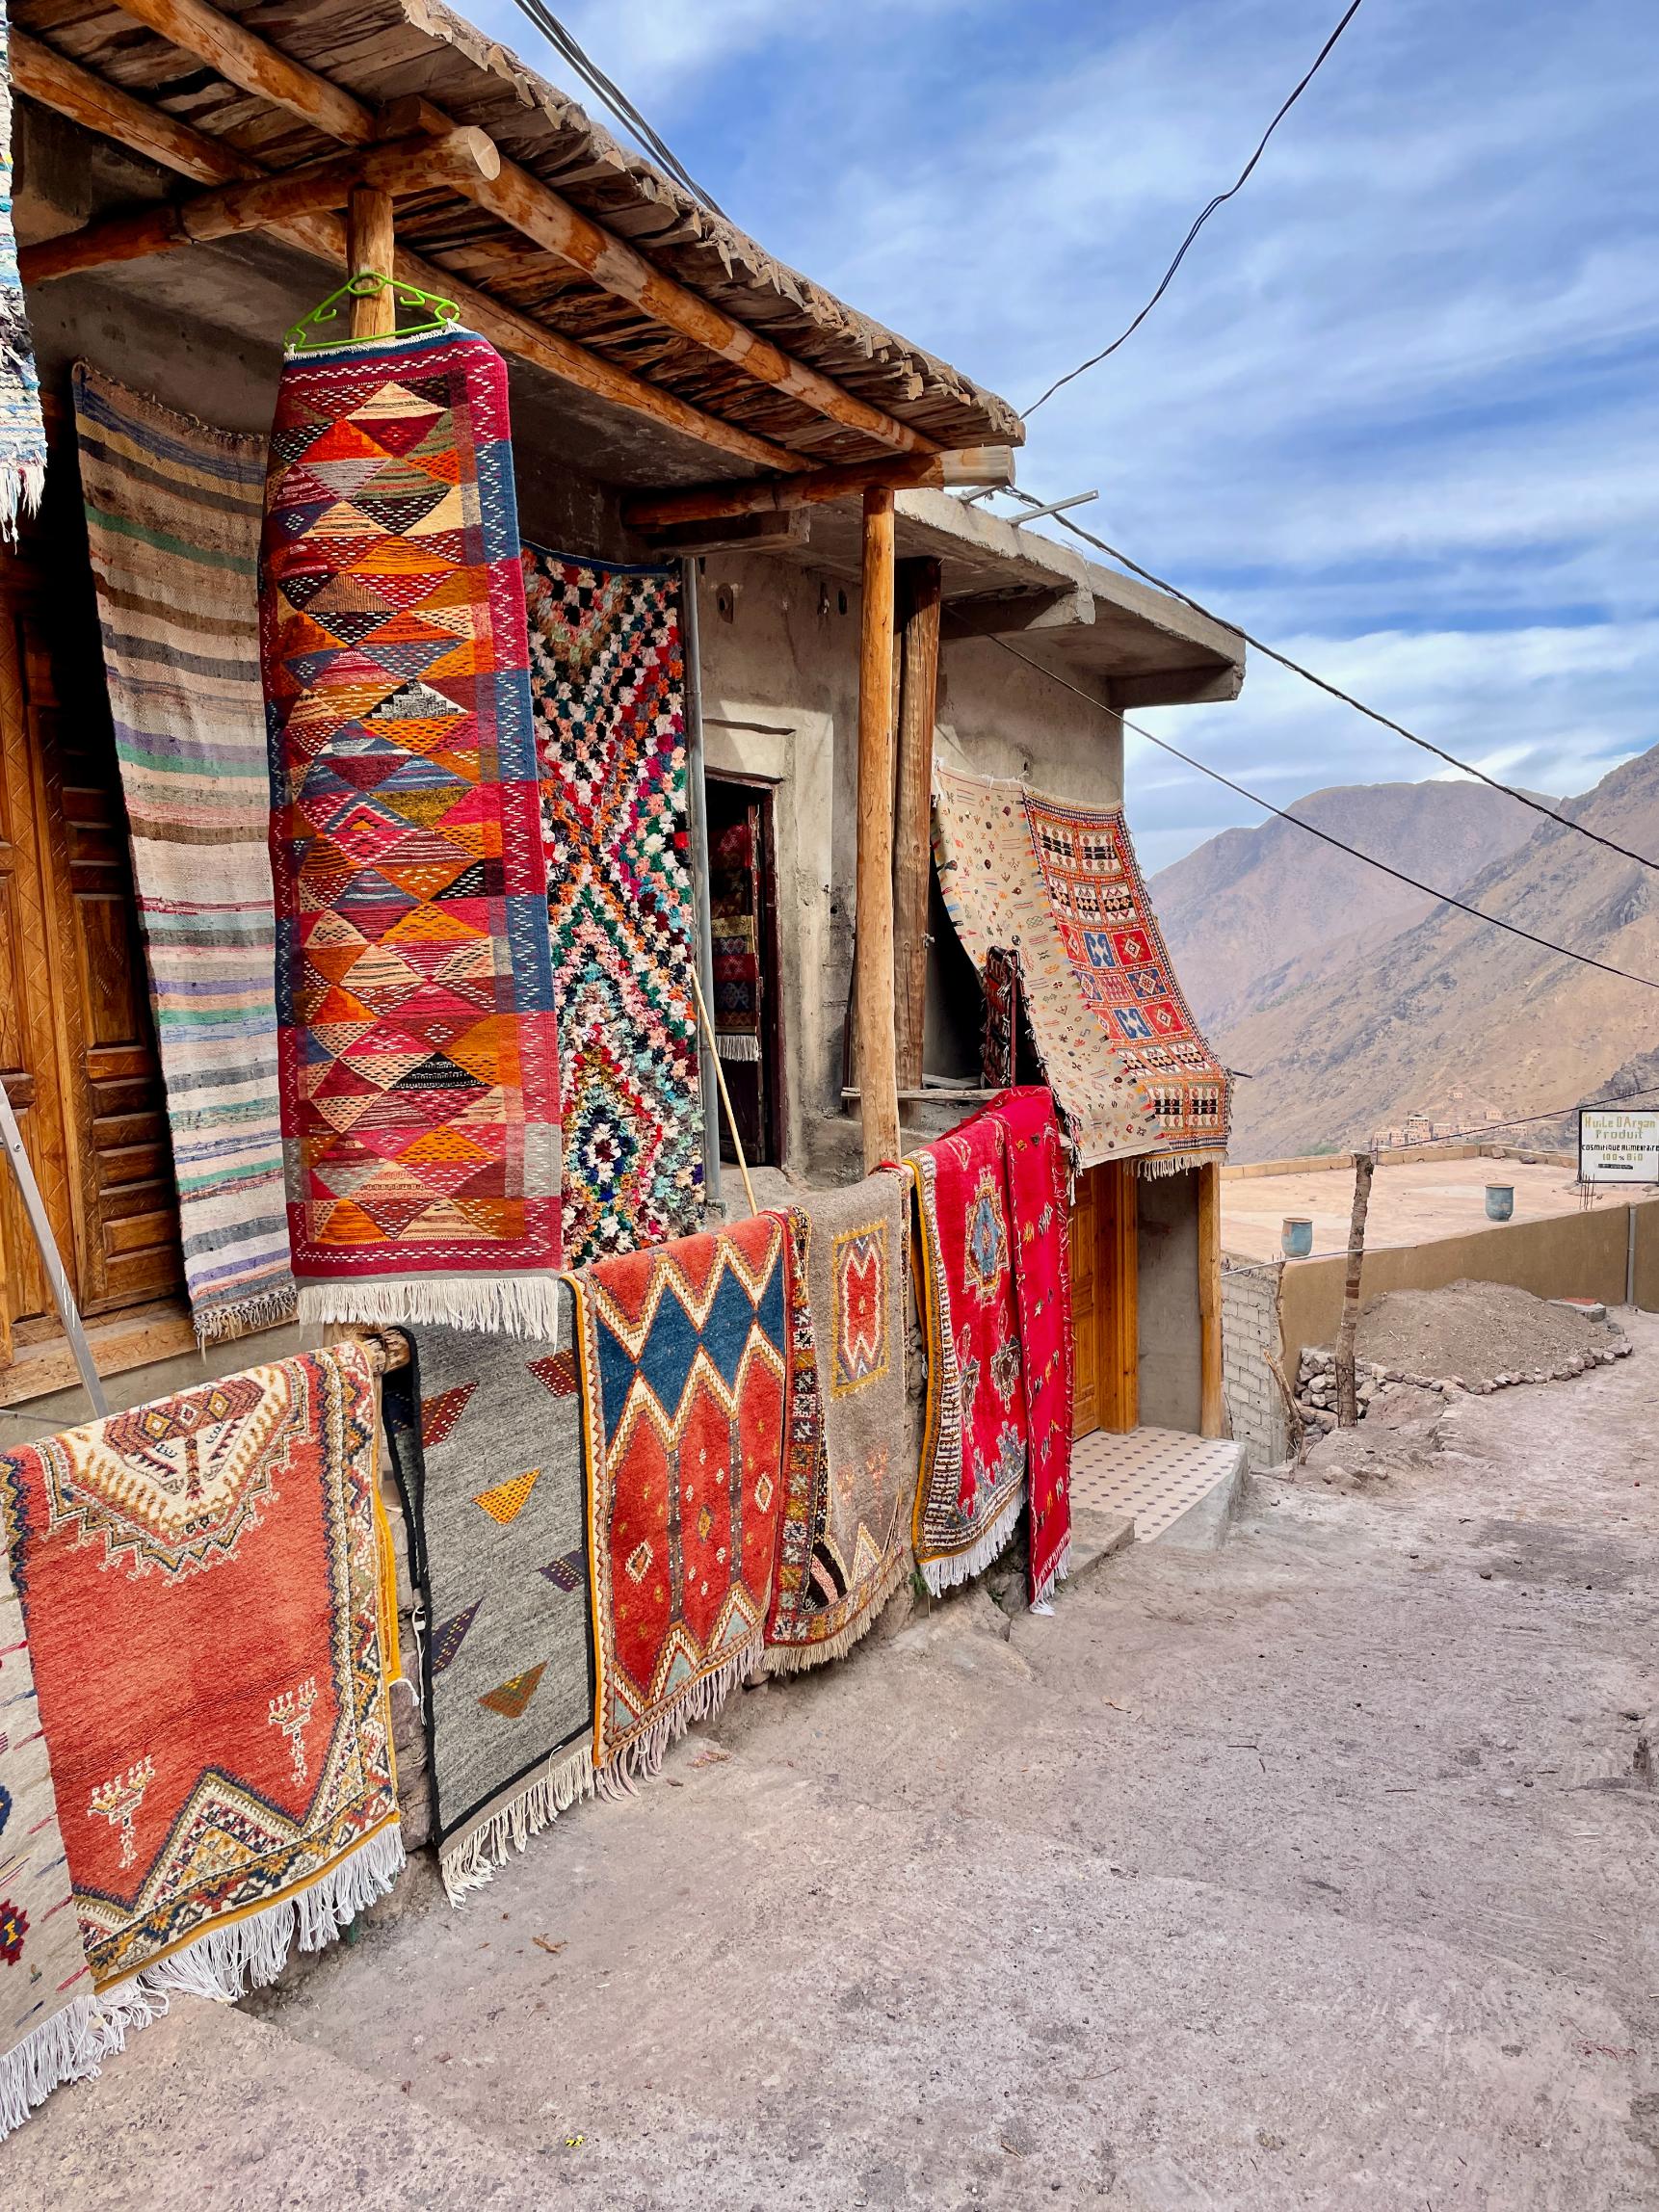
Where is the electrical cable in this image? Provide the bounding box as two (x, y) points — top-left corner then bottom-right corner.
(1025, 0), (1365, 414)
(1004, 492), (1659, 879)
(990, 635), (1659, 993)
(509, 0), (727, 216)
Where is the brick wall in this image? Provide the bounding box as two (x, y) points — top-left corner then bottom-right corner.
(1222, 1259), (1289, 1471)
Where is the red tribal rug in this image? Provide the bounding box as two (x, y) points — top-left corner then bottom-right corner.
(764, 1172), (911, 1672)
(522, 548), (703, 1263)
(262, 328), (563, 1333)
(575, 1212), (789, 1783)
(0, 1346), (403, 1999)
(980, 1087), (1073, 1603)
(908, 1114), (1028, 1593)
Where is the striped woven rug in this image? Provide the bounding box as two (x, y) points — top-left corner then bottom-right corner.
(73, 365), (294, 1339)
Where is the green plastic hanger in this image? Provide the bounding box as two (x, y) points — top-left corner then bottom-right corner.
(284, 271), (461, 354)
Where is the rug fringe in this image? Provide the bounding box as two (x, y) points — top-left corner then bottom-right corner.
(1136, 1148), (1226, 1179)
(762, 1543), (911, 1675)
(917, 1491), (1023, 1598)
(100, 1824), (406, 2015)
(0, 460), (46, 544)
(195, 1280), (300, 1346)
(439, 1743), (594, 1907)
(595, 1639), (760, 1799)
(1030, 1533), (1071, 1609)
(715, 1034), (761, 1064)
(0, 1997), (109, 2146)
(298, 1277), (566, 1341)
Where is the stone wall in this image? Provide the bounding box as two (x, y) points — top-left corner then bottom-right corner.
(1222, 1259), (1289, 1471)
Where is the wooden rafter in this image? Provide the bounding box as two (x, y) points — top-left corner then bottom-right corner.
(105, 0), (938, 459)
(10, 32), (805, 476)
(623, 447), (1014, 530)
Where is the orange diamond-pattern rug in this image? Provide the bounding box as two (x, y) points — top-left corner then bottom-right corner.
(261, 328), (563, 1334)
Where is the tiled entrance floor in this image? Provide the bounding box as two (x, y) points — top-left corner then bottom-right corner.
(1071, 1425), (1243, 1542)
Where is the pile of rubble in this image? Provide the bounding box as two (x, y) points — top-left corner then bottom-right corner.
(1295, 1327), (1630, 1435)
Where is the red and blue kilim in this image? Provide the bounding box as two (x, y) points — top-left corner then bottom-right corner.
(261, 329), (563, 1333)
(522, 549), (703, 1264)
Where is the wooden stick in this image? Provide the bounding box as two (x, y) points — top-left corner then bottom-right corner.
(1198, 1159), (1224, 1437)
(0, 1083), (108, 1418)
(855, 487), (901, 1172)
(892, 556), (941, 1092)
(624, 447), (1014, 530)
(689, 967), (759, 1219)
(348, 188), (397, 339)
(11, 31), (804, 475)
(106, 0), (939, 456)
(1333, 1150), (1375, 1427)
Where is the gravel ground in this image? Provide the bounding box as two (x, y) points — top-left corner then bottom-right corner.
(1348, 1277), (1621, 1386)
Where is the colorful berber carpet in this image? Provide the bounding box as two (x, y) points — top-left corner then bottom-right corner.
(982, 1087), (1074, 1603)
(908, 1115), (1028, 1593)
(0, 1346), (404, 2001)
(382, 1302), (594, 1902)
(522, 548), (703, 1264)
(0, 1), (45, 540)
(981, 944), (1022, 1090)
(0, 1540), (109, 2141)
(934, 766), (1162, 1170)
(576, 1213), (789, 1782)
(708, 811), (763, 1063)
(765, 1172), (910, 1672)
(261, 328), (563, 1334)
(74, 365), (295, 1341)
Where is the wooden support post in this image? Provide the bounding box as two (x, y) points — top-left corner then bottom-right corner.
(1198, 1160), (1224, 1437)
(854, 487), (900, 1172)
(1099, 1160), (1140, 1435)
(348, 186), (397, 337)
(1333, 1150), (1375, 1427)
(892, 556), (941, 1093)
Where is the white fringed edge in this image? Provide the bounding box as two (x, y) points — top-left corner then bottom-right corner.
(916, 1491), (1023, 1597)
(715, 1033), (761, 1063)
(1030, 1534), (1072, 1610)
(0, 1996), (110, 2146)
(298, 1277), (565, 1341)
(439, 1743), (594, 1907)
(1136, 1148), (1226, 1179)
(96, 1824), (406, 2022)
(195, 1280), (300, 1346)
(0, 460), (46, 544)
(762, 1544), (910, 1676)
(595, 1638), (760, 1800)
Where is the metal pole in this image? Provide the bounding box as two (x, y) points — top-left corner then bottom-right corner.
(678, 557), (724, 1219)
(1627, 1202), (1636, 1308)
(0, 1082), (108, 1417)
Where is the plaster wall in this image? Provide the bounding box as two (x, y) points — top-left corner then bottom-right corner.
(1137, 1169), (1203, 1432)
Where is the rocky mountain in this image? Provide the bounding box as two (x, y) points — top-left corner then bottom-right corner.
(1151, 779), (1541, 1035)
(1184, 746), (1659, 1161)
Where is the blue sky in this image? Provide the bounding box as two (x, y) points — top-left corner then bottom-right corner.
(466, 0), (1659, 870)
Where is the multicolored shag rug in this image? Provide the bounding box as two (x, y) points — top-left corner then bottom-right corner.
(765, 1172), (911, 1672)
(981, 1088), (1074, 1603)
(1024, 790), (1228, 1170)
(522, 548), (703, 1264)
(0, 1541), (109, 2141)
(575, 1213), (789, 1782)
(74, 365), (295, 1342)
(934, 766), (1162, 1169)
(908, 1115), (1028, 1593)
(0, 1345), (404, 2000)
(709, 811), (763, 1063)
(262, 328), (563, 1334)
(0, 1), (45, 540)
(382, 1303), (594, 1902)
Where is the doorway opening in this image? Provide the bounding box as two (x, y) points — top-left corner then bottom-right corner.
(704, 775), (784, 1170)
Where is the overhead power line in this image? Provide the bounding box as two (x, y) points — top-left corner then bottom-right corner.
(1025, 0), (1366, 415)
(509, 0), (727, 216)
(1003, 491), (1659, 880)
(989, 636), (1659, 994)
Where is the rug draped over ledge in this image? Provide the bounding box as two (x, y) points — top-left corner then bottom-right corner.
(523, 548), (703, 1264)
(0, 1345), (404, 2006)
(908, 1116), (1028, 1594)
(74, 365), (295, 1340)
(262, 328), (563, 1334)
(382, 1302), (595, 1902)
(575, 1214), (789, 1785)
(0, 2), (45, 539)
(765, 1172), (911, 1672)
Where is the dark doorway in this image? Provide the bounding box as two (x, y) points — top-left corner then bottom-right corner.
(704, 776), (784, 1169)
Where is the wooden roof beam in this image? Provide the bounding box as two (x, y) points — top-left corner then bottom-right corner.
(10, 33), (805, 476)
(109, 0), (940, 458)
(625, 447), (1014, 530)
(20, 129), (500, 284)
